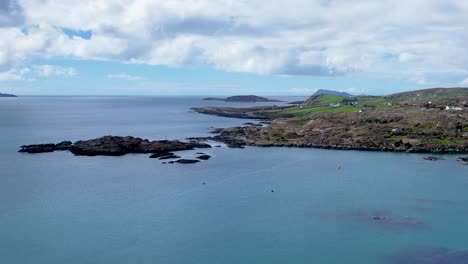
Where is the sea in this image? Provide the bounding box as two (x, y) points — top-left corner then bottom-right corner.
(1, 96), (467, 264)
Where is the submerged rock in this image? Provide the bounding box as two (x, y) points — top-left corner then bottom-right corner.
(158, 154), (181, 160)
(149, 153), (169, 158)
(423, 156), (444, 161)
(196, 154), (211, 160)
(175, 159), (200, 164)
(457, 157), (468, 165)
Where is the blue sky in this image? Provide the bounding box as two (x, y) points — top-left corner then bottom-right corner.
(1, 0), (467, 95)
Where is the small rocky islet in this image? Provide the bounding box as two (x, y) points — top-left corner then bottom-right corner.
(19, 136), (211, 164)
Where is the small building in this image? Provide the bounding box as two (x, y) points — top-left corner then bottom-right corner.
(446, 105), (463, 111)
(330, 103), (341, 108)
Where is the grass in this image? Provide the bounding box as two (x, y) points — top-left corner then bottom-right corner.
(317, 95), (345, 105)
(272, 105), (358, 117)
(430, 138), (451, 145)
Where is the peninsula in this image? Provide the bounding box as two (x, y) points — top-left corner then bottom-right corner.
(193, 88), (468, 153)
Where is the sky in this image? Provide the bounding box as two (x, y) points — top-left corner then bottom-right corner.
(0, 0), (467, 96)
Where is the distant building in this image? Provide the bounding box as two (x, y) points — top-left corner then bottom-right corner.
(330, 103), (341, 108)
(446, 106), (463, 111)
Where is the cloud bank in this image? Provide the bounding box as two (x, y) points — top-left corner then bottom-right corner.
(1, 0), (468, 84)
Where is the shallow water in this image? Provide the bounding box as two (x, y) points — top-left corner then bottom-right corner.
(1, 96), (467, 264)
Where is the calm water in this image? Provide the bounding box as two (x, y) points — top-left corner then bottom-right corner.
(1, 97), (467, 264)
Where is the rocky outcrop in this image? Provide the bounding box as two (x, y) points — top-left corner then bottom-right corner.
(19, 136), (211, 156)
(457, 157), (468, 165)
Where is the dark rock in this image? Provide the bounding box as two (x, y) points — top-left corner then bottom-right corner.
(18, 143), (57, 153)
(227, 144), (245, 148)
(56, 141), (73, 150)
(423, 156), (444, 161)
(196, 154), (211, 160)
(457, 157), (468, 165)
(175, 159), (200, 164)
(20, 136), (212, 156)
(149, 153), (169, 158)
(168, 161), (175, 164)
(158, 154), (181, 160)
(196, 152), (205, 155)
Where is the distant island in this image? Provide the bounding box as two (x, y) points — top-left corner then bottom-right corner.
(312, 89), (353, 97)
(203, 95), (283, 102)
(0, 93), (17, 97)
(193, 88), (468, 153)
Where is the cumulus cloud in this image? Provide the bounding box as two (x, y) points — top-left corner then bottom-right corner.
(0, 0), (467, 83)
(107, 73), (146, 81)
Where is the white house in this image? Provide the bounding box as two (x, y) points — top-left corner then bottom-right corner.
(446, 106), (463, 111)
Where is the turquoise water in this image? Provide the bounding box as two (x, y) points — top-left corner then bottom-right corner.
(1, 97), (467, 264)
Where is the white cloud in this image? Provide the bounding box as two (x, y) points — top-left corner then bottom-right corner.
(107, 73), (146, 81)
(33, 64), (77, 77)
(0, 0), (467, 84)
(461, 77), (468, 86)
(0, 67), (29, 81)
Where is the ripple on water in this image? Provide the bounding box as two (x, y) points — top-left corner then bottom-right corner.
(307, 209), (426, 230)
(388, 247), (468, 264)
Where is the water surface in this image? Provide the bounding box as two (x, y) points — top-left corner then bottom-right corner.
(1, 96), (467, 264)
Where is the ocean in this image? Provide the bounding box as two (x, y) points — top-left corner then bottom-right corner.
(1, 96), (467, 264)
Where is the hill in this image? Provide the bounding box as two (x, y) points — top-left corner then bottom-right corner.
(0, 93), (17, 97)
(312, 89), (353, 97)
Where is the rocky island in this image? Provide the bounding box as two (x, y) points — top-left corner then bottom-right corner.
(0, 92), (17, 97)
(193, 88), (468, 153)
(203, 95), (283, 102)
(19, 136), (211, 157)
